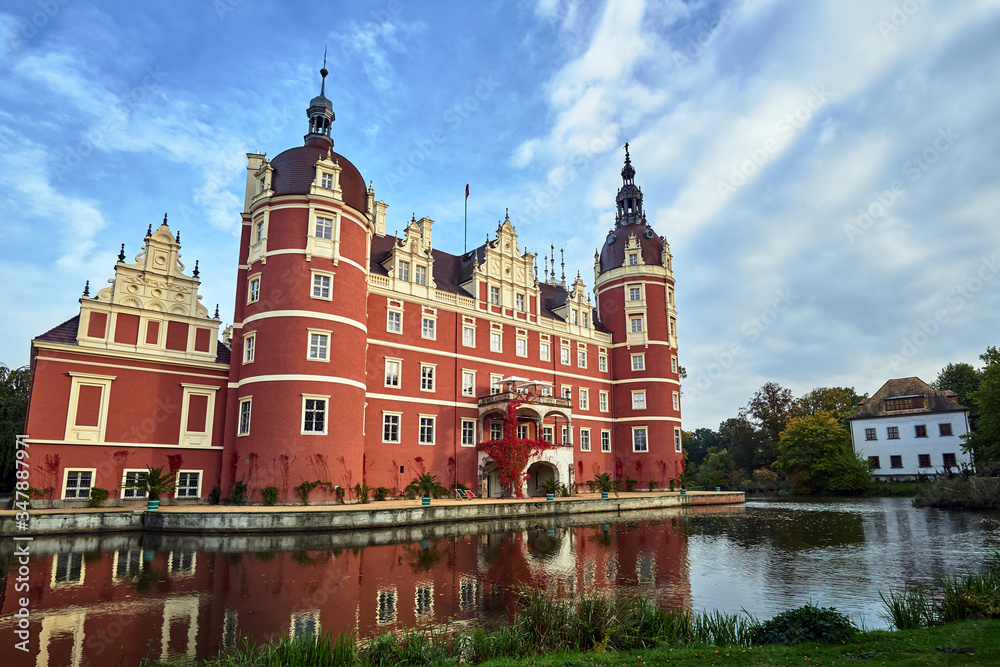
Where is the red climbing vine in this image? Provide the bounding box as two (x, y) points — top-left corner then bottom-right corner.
(477, 397), (556, 498)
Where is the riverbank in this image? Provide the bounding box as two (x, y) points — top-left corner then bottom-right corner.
(0, 490), (743, 536)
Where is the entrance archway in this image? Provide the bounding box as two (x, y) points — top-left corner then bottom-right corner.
(526, 461), (558, 497)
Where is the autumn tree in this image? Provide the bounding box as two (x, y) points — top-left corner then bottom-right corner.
(795, 386), (865, 428)
(774, 412), (871, 495)
(1, 364), (30, 492)
(742, 382), (797, 446)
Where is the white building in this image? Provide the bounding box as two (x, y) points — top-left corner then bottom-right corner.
(848, 377), (971, 480)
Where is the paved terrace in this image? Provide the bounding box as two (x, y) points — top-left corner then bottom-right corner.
(0, 490), (744, 536)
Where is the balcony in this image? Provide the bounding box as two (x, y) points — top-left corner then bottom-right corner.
(478, 391), (571, 411)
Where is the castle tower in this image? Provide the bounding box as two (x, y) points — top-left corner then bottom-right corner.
(594, 145), (682, 483)
(223, 63), (373, 500)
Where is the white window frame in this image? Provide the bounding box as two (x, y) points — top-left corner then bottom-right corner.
(397, 261), (410, 282)
(632, 427), (649, 453)
(628, 285), (642, 302)
(671, 355), (678, 373)
(632, 390), (646, 410)
(601, 430), (611, 452)
(540, 341), (551, 361)
(628, 251), (639, 266)
(630, 316), (643, 333)
(310, 271), (333, 300)
(490, 421), (503, 441)
(238, 397), (252, 436)
(562, 385), (572, 400)
(382, 412), (401, 443)
(580, 428), (591, 452)
(321, 172), (334, 189)
(517, 424), (528, 439)
(420, 363), (436, 392)
(578, 349), (587, 368)
(462, 324), (475, 347)
(490, 373), (503, 395)
(62, 468), (96, 500)
(65, 372), (115, 444)
(560, 345), (570, 365)
(490, 285), (500, 306)
(673, 391), (680, 410)
(314, 216), (334, 240)
(414, 264), (427, 286)
(542, 426), (553, 443)
(121, 468), (147, 500)
(418, 415), (435, 445)
(599, 354), (608, 372)
(599, 390), (609, 412)
(674, 427), (682, 452)
(301, 395), (329, 435)
(179, 383), (217, 447)
(243, 332), (255, 364)
(579, 388), (589, 410)
(461, 419), (476, 447)
(516, 336), (528, 357)
(307, 329), (331, 362)
(386, 308), (403, 334)
(421, 315), (436, 340)
(247, 274), (260, 304)
(461, 370), (476, 397)
(384, 358), (401, 388)
(515, 293), (525, 311)
(631, 354), (645, 371)
(490, 331), (502, 352)
(561, 425), (570, 446)
(175, 470), (202, 499)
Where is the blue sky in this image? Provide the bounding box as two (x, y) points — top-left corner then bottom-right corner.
(1, 0), (998, 431)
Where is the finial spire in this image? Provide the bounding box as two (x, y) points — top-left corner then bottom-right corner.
(83, 280), (90, 297)
(175, 230), (180, 244)
(214, 304), (220, 319)
(163, 213), (168, 226)
(320, 46), (328, 97)
(193, 259), (199, 277)
(560, 249), (565, 285)
(146, 224), (152, 238)
(118, 243), (125, 262)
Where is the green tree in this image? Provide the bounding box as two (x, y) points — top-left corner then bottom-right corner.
(743, 382), (797, 449)
(964, 349), (1000, 469)
(404, 472), (449, 499)
(795, 386), (865, 428)
(694, 446), (736, 489)
(718, 416), (766, 472)
(933, 362), (983, 423)
(0, 364), (31, 492)
(682, 427), (719, 467)
(774, 412), (870, 495)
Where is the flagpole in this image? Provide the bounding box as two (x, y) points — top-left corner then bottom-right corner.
(464, 184), (469, 254)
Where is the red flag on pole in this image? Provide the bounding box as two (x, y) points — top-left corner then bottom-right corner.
(465, 184), (469, 199)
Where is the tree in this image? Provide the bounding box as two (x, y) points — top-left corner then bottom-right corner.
(795, 386), (865, 428)
(682, 427), (719, 467)
(717, 416), (766, 472)
(403, 472), (449, 499)
(0, 364), (31, 492)
(743, 382), (797, 446)
(774, 412), (870, 495)
(933, 362), (982, 423)
(964, 352), (1000, 469)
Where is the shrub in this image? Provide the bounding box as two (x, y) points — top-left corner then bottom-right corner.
(230, 480), (248, 506)
(354, 483), (369, 504)
(89, 487), (109, 508)
(649, 480), (659, 491)
(260, 486), (278, 506)
(749, 604), (855, 645)
(207, 486), (221, 505)
(373, 486), (389, 501)
(623, 475), (637, 492)
(335, 485), (345, 504)
(294, 480), (333, 505)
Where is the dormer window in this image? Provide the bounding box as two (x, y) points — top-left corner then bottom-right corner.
(321, 172), (333, 189)
(315, 217), (333, 240)
(398, 261), (410, 282)
(414, 265), (427, 286)
(258, 176), (266, 193)
(884, 396), (925, 411)
(628, 252), (639, 266)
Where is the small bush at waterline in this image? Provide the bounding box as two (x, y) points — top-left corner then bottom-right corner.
(748, 604), (855, 645)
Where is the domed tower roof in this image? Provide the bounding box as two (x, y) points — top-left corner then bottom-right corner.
(266, 55), (368, 213)
(598, 144), (664, 272)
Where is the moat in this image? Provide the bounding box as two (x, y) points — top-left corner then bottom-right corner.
(2, 497), (998, 666)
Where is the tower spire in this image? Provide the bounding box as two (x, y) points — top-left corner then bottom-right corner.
(305, 51), (336, 147)
(615, 142), (643, 226)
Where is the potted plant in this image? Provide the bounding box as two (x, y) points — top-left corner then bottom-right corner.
(592, 472), (617, 499)
(539, 476), (561, 501)
(127, 465), (177, 511)
(404, 472), (448, 506)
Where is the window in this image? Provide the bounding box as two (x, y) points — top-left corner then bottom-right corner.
(562, 385), (572, 400)
(632, 427), (648, 452)
(671, 356), (678, 373)
(490, 331), (502, 352)
(630, 316), (643, 333)
(420, 364), (435, 392)
(673, 392), (680, 411)
(542, 426), (553, 443)
(943, 452), (957, 468)
(311, 273), (332, 300)
(376, 588), (398, 625)
(53, 552), (84, 585)
(865, 428), (877, 441)
(631, 354), (644, 371)
(561, 346), (570, 364)
(490, 286), (500, 305)
(303, 398), (327, 433)
(384, 359), (401, 388)
(238, 398), (252, 436)
(599, 391), (609, 412)
(890, 455), (903, 469)
(415, 583), (434, 617)
(674, 427), (682, 452)
(421, 316), (436, 339)
(516, 337), (527, 357)
(462, 325), (475, 347)
(382, 413), (400, 442)
(628, 286), (641, 301)
(868, 456), (881, 469)
(121, 470), (147, 499)
(397, 261), (410, 282)
(540, 341), (550, 361)
(462, 371), (475, 397)
(461, 420), (476, 447)
(918, 454), (931, 468)
(939, 423), (953, 436)
(490, 421), (502, 440)
(580, 429), (591, 452)
(561, 426), (569, 445)
(414, 265), (427, 286)
(419, 417), (435, 444)
(515, 293), (525, 311)
(601, 430), (611, 452)
(243, 333), (255, 363)
(887, 426), (900, 440)
(114, 549), (142, 580)
(308, 332), (329, 361)
(599, 354), (608, 372)
(540, 385), (552, 397)
(254, 219), (265, 242)
(883, 396), (925, 411)
(314, 217), (333, 240)
(490, 374), (503, 394)
(248, 276), (260, 303)
(63, 470), (93, 500)
(628, 252), (639, 266)
(176, 471), (201, 498)
(387, 309), (402, 333)
(517, 424), (528, 439)
(915, 424), (927, 438)
(578, 350), (587, 367)
(321, 172), (333, 189)
(632, 390), (646, 409)
(579, 388), (589, 410)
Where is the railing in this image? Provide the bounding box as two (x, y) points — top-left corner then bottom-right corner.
(477, 391), (571, 410)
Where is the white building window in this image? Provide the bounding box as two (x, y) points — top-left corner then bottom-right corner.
(321, 172), (333, 189)
(63, 470), (94, 500)
(631, 354), (644, 371)
(578, 350), (587, 367)
(599, 354), (608, 372)
(490, 421), (503, 440)
(462, 325), (475, 347)
(383, 413), (400, 443)
(561, 345), (570, 364)
(599, 391), (609, 412)
(384, 359), (401, 388)
(601, 430), (611, 452)
(630, 316), (643, 333)
(516, 337), (527, 357)
(248, 276), (260, 303)
(490, 286), (500, 306)
(580, 429), (591, 452)
(302, 397), (327, 434)
(419, 416), (435, 445)
(414, 265), (427, 286)
(561, 425), (570, 445)
(517, 424), (528, 439)
(628, 252), (639, 266)
(540, 341), (551, 361)
(490, 374), (503, 395)
(175, 471), (201, 498)
(671, 356), (678, 373)
(673, 392), (680, 410)
(515, 293), (525, 311)
(628, 286), (641, 302)
(397, 261), (410, 282)
(541, 426), (554, 443)
(121, 469), (146, 499)
(579, 388), (589, 410)
(243, 333), (255, 364)
(420, 364), (435, 392)
(307, 331), (330, 361)
(461, 419), (476, 447)
(311, 272), (332, 300)
(674, 427), (682, 452)
(562, 385), (572, 400)
(238, 398), (252, 436)
(490, 331), (502, 352)
(421, 316), (436, 339)
(315, 217), (333, 240)
(632, 390), (646, 410)
(462, 370), (476, 397)
(633, 427), (648, 452)
(387, 309), (402, 333)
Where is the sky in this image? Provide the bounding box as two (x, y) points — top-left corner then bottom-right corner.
(1, 0), (998, 431)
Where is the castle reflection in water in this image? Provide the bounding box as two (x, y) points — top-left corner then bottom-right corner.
(1, 506), (723, 666)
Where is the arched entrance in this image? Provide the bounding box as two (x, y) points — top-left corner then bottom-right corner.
(525, 461), (558, 497)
